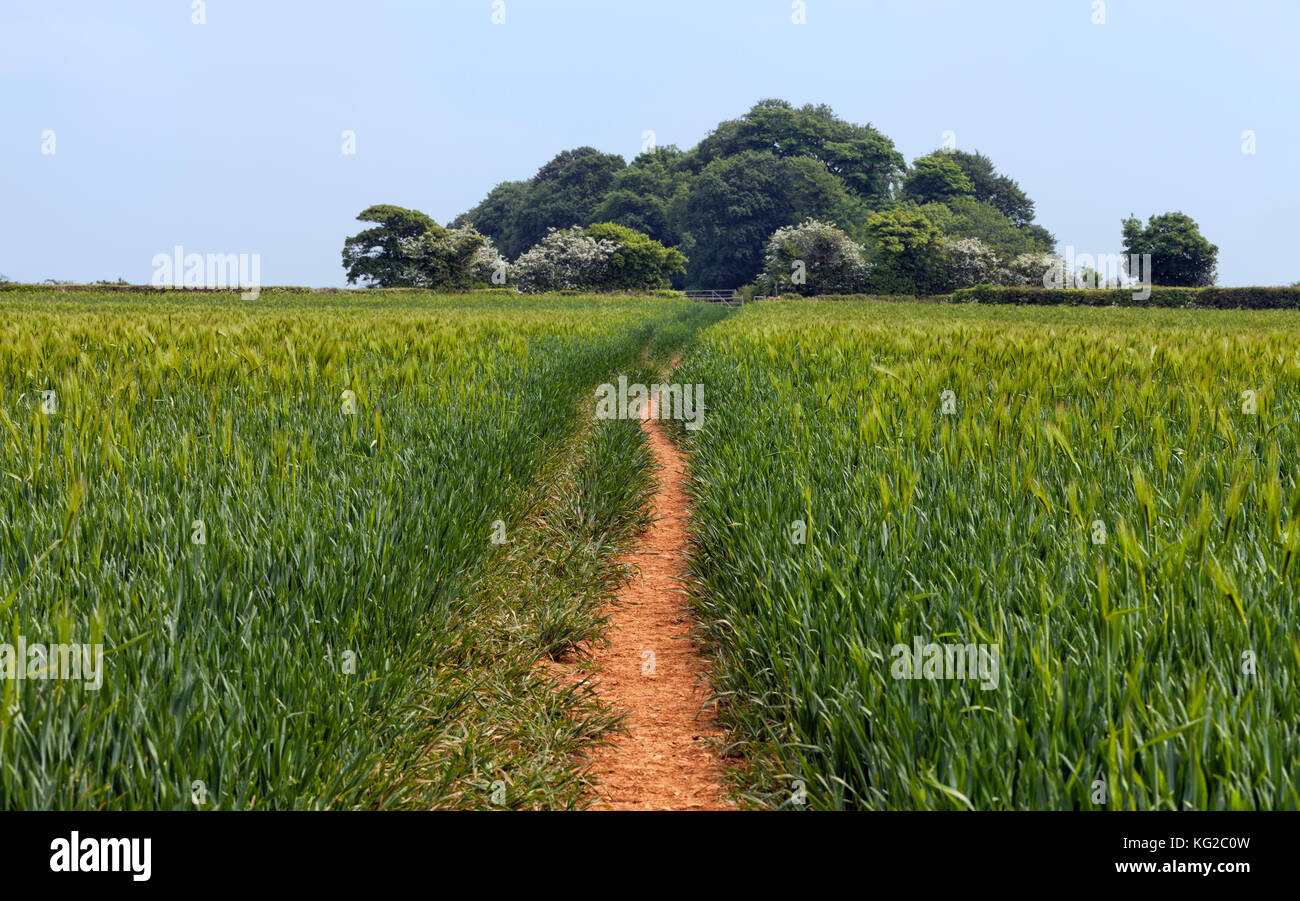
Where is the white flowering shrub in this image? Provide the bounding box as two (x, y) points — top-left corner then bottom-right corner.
(512, 226), (620, 293)
(999, 251), (1067, 287)
(397, 224), (502, 289)
(943, 237), (999, 290)
(759, 218), (873, 295)
(467, 234), (507, 284)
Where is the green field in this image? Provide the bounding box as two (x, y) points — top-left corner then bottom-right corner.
(4, 290), (1299, 810)
(0, 289), (717, 809)
(681, 300), (1300, 809)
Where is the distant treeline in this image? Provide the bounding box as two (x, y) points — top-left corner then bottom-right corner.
(452, 98), (1057, 290)
(949, 285), (1300, 308)
(346, 99), (1230, 295)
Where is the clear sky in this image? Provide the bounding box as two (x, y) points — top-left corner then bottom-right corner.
(2, 0), (1296, 287)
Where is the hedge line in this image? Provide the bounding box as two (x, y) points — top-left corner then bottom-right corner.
(0, 284), (684, 299)
(8, 283), (1298, 309)
(947, 284), (1300, 309)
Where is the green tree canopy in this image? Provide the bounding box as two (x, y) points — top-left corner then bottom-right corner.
(939, 150), (1037, 227)
(341, 204), (437, 287)
(692, 99), (904, 207)
(677, 151), (864, 288)
(512, 147), (625, 257)
(593, 190), (671, 246)
(864, 207), (948, 295)
(593, 146), (693, 245)
(451, 180), (528, 259)
(920, 196), (1055, 257)
(1121, 211), (1219, 286)
(584, 222), (687, 290)
(902, 155), (975, 206)
(442, 99), (1056, 296)
(459, 149), (624, 259)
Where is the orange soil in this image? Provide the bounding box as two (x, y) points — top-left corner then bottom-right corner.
(583, 393), (734, 811)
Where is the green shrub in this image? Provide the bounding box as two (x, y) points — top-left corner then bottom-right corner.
(583, 222), (687, 291)
(949, 285), (1300, 309)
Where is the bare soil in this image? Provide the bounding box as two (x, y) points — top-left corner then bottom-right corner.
(583, 395), (734, 811)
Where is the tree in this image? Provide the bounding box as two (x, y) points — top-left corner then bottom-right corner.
(940, 150), (1037, 227)
(511, 226), (620, 293)
(901, 155), (975, 206)
(455, 150), (624, 260)
(677, 151), (864, 288)
(341, 205), (437, 287)
(512, 147), (625, 257)
(696, 99), (834, 164)
(1018, 223), (1058, 253)
(583, 223), (686, 290)
(593, 146), (693, 245)
(451, 181), (528, 259)
(593, 190), (671, 246)
(759, 218), (872, 295)
(397, 224), (504, 289)
(1121, 212), (1218, 287)
(693, 99), (904, 207)
(821, 133), (906, 205)
(920, 197), (1054, 258)
(863, 208), (948, 294)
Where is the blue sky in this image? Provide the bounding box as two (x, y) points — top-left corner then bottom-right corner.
(2, 0), (1296, 287)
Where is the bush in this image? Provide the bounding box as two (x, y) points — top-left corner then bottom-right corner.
(949, 285), (1300, 309)
(985, 252), (1068, 287)
(759, 218), (873, 296)
(943, 237), (998, 290)
(863, 208), (947, 295)
(397, 223), (504, 290)
(583, 222), (687, 290)
(511, 226), (620, 293)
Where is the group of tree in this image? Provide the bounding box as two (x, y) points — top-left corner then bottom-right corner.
(344, 98), (1222, 293)
(757, 215), (1064, 296)
(758, 206), (1219, 296)
(443, 99), (1060, 292)
(341, 205), (685, 292)
(512, 222), (686, 292)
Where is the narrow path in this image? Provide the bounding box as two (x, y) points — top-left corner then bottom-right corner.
(586, 386), (734, 811)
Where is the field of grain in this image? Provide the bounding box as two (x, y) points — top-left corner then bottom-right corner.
(679, 300), (1300, 809)
(7, 289), (1299, 812)
(0, 289), (703, 809)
